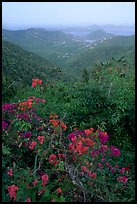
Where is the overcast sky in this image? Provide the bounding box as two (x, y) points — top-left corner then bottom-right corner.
(2, 2), (135, 29)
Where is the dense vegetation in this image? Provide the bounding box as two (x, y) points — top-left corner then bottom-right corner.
(2, 28), (135, 202)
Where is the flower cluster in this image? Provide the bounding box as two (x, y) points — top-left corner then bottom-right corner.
(41, 174), (48, 186)
(49, 119), (67, 130)
(49, 154), (59, 165)
(18, 99), (33, 111)
(21, 131), (32, 138)
(37, 136), (45, 144)
(110, 146), (121, 157)
(2, 121), (9, 131)
(32, 78), (42, 87)
(117, 176), (128, 184)
(2, 103), (16, 113)
(8, 185), (19, 200)
(7, 168), (13, 176)
(28, 96), (46, 103)
(29, 141), (37, 150)
(98, 130), (109, 144)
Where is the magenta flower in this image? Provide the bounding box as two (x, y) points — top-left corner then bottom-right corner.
(42, 174), (48, 186)
(2, 121), (9, 131)
(110, 146), (121, 157)
(119, 167), (125, 174)
(117, 176), (128, 184)
(98, 130), (109, 144)
(21, 132), (32, 138)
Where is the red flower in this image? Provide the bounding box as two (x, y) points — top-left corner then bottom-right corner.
(49, 154), (58, 165)
(61, 122), (67, 130)
(26, 198), (31, 202)
(42, 174), (48, 186)
(56, 187), (62, 194)
(37, 136), (45, 144)
(49, 119), (60, 127)
(91, 173), (96, 179)
(32, 78), (42, 87)
(117, 176), (128, 184)
(29, 141), (37, 150)
(81, 166), (87, 172)
(8, 185), (19, 200)
(119, 167), (125, 174)
(32, 179), (38, 186)
(7, 168), (13, 176)
(38, 187), (46, 195)
(84, 128), (94, 136)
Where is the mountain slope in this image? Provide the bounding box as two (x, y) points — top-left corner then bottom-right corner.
(2, 40), (68, 86)
(64, 35), (135, 77)
(84, 29), (114, 40)
(2, 28), (86, 67)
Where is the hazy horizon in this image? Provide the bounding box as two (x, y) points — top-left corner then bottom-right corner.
(2, 2), (135, 30)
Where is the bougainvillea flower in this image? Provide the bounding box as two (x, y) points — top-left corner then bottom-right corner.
(110, 146), (121, 157)
(119, 167), (125, 174)
(21, 132), (32, 138)
(49, 119), (60, 127)
(8, 185), (19, 200)
(67, 132), (75, 140)
(26, 198), (31, 202)
(117, 176), (128, 184)
(42, 174), (48, 186)
(37, 136), (45, 144)
(7, 168), (13, 176)
(61, 122), (67, 130)
(2, 121), (9, 131)
(56, 187), (62, 194)
(32, 179), (38, 186)
(81, 166), (87, 172)
(98, 130), (109, 144)
(84, 128), (94, 136)
(32, 78), (42, 87)
(29, 141), (37, 150)
(49, 154), (59, 165)
(91, 173), (97, 179)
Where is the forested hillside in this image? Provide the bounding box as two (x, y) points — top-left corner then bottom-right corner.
(2, 40), (71, 102)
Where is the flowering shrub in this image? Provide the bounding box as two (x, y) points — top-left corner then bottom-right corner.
(2, 79), (135, 202)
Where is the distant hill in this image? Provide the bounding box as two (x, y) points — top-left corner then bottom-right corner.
(97, 35), (135, 47)
(2, 28), (86, 67)
(64, 35), (135, 77)
(84, 29), (114, 41)
(2, 40), (68, 87)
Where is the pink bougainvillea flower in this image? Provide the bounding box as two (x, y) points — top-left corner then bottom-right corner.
(119, 167), (125, 174)
(101, 158), (105, 162)
(114, 164), (119, 169)
(90, 173), (97, 179)
(125, 165), (130, 172)
(42, 174), (48, 186)
(98, 130), (109, 144)
(110, 146), (121, 157)
(56, 187), (62, 194)
(29, 141), (37, 150)
(38, 187), (46, 195)
(117, 176), (128, 184)
(81, 166), (87, 172)
(8, 185), (19, 200)
(26, 198), (31, 202)
(61, 122), (67, 130)
(2, 121), (9, 131)
(32, 179), (38, 186)
(98, 163), (102, 167)
(111, 168), (115, 173)
(37, 136), (45, 144)
(7, 168), (13, 176)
